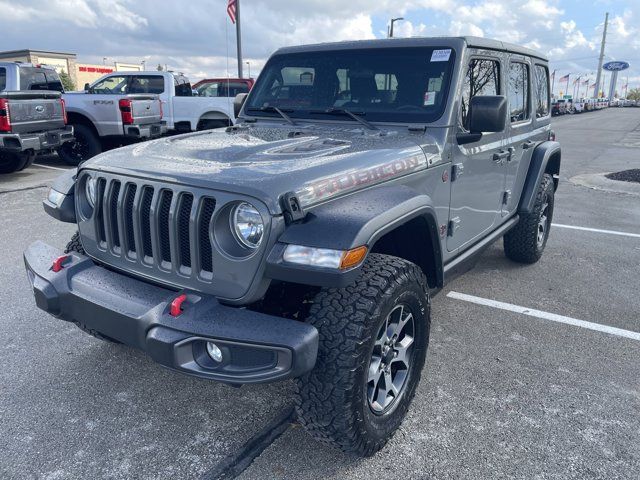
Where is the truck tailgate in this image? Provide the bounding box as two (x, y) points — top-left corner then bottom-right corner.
(1, 91), (65, 134)
(129, 95), (162, 125)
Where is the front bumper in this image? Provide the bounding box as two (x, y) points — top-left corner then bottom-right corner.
(124, 121), (166, 139)
(0, 126), (74, 153)
(24, 241), (318, 384)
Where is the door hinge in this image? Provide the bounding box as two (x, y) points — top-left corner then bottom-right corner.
(448, 217), (461, 236)
(280, 192), (305, 224)
(502, 190), (512, 204)
(451, 163), (464, 181)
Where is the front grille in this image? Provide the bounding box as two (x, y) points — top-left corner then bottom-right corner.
(93, 177), (216, 279)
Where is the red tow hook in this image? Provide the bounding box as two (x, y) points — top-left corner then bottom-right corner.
(51, 255), (70, 273)
(170, 294), (188, 317)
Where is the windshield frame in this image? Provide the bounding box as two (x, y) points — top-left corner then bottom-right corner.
(244, 46), (457, 125)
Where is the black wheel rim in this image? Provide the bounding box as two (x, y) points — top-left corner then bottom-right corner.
(367, 304), (415, 415)
(62, 134), (91, 162)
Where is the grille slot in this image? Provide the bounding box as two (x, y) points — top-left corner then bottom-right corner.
(124, 184), (137, 253)
(199, 198), (216, 273)
(178, 193), (194, 268)
(93, 177), (218, 281)
(140, 186), (154, 259)
(109, 181), (121, 248)
(158, 190), (173, 264)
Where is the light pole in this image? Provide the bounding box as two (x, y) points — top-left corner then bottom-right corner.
(141, 60), (146, 71)
(246, 61), (251, 79)
(388, 17), (404, 38)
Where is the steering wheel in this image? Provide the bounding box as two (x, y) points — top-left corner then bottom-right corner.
(396, 105), (424, 112)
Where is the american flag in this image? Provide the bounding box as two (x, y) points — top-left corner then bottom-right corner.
(583, 79), (590, 85)
(560, 74), (570, 81)
(227, 0), (237, 24)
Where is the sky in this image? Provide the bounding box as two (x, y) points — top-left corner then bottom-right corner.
(1, 0), (639, 97)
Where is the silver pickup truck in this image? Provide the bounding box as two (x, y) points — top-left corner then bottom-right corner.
(59, 78), (166, 165)
(0, 63), (74, 173)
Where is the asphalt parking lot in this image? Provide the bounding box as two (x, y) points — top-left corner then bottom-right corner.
(1, 108), (639, 479)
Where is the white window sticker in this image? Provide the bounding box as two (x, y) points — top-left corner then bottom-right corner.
(424, 91), (436, 106)
(431, 49), (452, 62)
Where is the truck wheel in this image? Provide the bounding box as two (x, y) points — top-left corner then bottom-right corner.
(504, 173), (555, 264)
(295, 254), (431, 456)
(0, 151), (32, 173)
(65, 232), (121, 344)
(58, 124), (102, 165)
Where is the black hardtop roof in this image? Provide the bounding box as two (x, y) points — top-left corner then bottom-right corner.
(274, 36), (548, 62)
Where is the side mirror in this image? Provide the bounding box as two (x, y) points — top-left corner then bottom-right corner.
(234, 93), (248, 118)
(84, 83), (91, 91)
(458, 95), (507, 145)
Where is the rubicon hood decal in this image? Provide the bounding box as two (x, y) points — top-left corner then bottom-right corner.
(296, 153), (434, 207)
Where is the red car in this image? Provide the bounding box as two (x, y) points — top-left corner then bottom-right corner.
(192, 78), (254, 97)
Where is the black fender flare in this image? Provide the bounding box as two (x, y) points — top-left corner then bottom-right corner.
(42, 168), (77, 223)
(266, 185), (443, 288)
(518, 141), (561, 214)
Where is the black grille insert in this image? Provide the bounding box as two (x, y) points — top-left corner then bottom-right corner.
(200, 198), (216, 273)
(124, 184), (137, 253)
(140, 186), (154, 258)
(178, 194), (194, 268)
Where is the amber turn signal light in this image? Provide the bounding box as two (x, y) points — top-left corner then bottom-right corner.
(340, 246), (368, 270)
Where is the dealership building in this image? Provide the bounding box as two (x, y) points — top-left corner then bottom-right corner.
(0, 49), (142, 89)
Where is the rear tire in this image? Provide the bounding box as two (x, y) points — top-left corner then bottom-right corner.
(65, 232), (120, 344)
(504, 173), (555, 263)
(58, 124), (102, 165)
(0, 151), (33, 173)
(295, 254), (431, 456)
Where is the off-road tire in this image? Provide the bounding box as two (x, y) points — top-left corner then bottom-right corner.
(64, 232), (120, 344)
(58, 124), (102, 165)
(504, 173), (555, 263)
(0, 151), (33, 173)
(64, 231), (86, 255)
(295, 253), (431, 456)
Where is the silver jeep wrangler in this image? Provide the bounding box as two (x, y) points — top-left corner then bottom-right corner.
(26, 36), (560, 456)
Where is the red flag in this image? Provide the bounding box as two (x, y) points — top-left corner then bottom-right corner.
(227, 0), (237, 24)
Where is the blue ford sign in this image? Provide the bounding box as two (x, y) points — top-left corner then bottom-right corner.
(603, 61), (630, 71)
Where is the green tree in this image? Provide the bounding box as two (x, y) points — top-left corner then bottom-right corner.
(627, 88), (640, 101)
(59, 69), (75, 92)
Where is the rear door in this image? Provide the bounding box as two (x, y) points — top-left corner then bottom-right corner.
(503, 61), (551, 215)
(448, 53), (507, 252)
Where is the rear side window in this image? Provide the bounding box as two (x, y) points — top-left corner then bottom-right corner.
(44, 71), (64, 92)
(508, 62), (530, 123)
(20, 68), (48, 90)
(534, 65), (550, 118)
(174, 77), (192, 97)
(129, 76), (165, 94)
(0, 68), (6, 91)
(461, 58), (500, 130)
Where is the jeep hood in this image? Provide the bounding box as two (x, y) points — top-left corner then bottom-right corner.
(84, 125), (443, 214)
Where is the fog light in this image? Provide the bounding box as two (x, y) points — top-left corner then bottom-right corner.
(206, 342), (223, 363)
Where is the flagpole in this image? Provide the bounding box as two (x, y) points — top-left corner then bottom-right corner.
(236, 0), (243, 78)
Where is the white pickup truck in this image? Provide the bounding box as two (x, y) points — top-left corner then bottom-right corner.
(59, 71), (235, 164)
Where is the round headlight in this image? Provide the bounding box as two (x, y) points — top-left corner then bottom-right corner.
(232, 202), (264, 249)
(85, 176), (97, 208)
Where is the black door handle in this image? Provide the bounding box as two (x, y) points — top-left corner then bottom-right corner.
(522, 140), (535, 149)
(493, 150), (509, 162)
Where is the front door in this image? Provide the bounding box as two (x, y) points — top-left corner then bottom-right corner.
(447, 55), (507, 252)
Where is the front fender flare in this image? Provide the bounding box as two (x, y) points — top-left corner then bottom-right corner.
(519, 141), (561, 214)
(266, 185), (443, 288)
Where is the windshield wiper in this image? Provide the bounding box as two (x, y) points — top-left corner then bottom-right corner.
(310, 107), (377, 130)
(246, 105), (296, 126)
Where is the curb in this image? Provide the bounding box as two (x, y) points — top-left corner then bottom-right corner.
(569, 173), (640, 197)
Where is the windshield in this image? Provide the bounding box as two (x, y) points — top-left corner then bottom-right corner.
(246, 47), (455, 124)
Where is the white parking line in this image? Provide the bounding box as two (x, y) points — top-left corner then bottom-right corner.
(447, 291), (640, 342)
(33, 163), (71, 172)
(552, 223), (640, 239)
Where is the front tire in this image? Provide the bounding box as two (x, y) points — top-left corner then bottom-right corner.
(295, 254), (431, 456)
(504, 173), (555, 263)
(57, 124), (102, 165)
